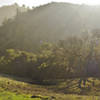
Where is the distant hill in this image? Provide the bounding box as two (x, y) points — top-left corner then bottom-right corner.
(0, 3), (27, 25)
(0, 2), (100, 51)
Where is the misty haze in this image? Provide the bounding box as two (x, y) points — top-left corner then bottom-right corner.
(0, 0), (100, 100)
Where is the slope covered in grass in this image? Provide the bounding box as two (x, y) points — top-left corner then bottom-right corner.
(0, 74), (100, 100)
(0, 91), (99, 100)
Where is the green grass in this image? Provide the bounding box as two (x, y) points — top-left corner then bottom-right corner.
(0, 91), (100, 100)
(0, 91), (41, 100)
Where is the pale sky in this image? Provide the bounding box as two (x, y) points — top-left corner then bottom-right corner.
(0, 0), (100, 7)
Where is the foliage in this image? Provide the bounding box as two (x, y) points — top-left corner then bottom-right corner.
(0, 32), (100, 83)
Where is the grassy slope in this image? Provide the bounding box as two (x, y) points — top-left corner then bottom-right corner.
(0, 75), (100, 100)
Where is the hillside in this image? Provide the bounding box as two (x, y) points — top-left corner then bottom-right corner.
(0, 2), (100, 51)
(0, 3), (27, 26)
(1, 2), (100, 100)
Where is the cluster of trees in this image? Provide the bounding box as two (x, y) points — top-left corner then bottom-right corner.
(0, 32), (100, 84)
(1, 3), (100, 86)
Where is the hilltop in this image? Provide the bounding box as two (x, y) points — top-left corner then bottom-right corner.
(0, 3), (27, 26)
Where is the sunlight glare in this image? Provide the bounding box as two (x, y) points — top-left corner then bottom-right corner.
(19, 0), (100, 7)
(84, 0), (100, 5)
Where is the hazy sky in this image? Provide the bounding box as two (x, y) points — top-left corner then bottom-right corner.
(0, 0), (100, 7)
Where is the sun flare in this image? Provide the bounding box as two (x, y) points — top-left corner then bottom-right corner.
(84, 0), (100, 5)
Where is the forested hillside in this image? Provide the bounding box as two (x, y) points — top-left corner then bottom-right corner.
(0, 2), (100, 51)
(1, 2), (100, 99)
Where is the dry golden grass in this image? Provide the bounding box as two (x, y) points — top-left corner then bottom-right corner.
(0, 74), (100, 100)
